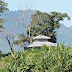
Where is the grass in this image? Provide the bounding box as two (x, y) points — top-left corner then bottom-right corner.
(0, 44), (72, 72)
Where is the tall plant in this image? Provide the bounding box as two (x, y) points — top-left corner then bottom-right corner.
(6, 44), (72, 72)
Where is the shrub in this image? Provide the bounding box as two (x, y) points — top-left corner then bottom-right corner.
(1, 44), (72, 72)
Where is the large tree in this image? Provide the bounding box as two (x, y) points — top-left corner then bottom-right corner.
(14, 9), (33, 43)
(27, 11), (70, 43)
(0, 0), (15, 52)
(0, 0), (8, 28)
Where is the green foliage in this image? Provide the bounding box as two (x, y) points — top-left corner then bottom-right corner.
(1, 56), (8, 62)
(0, 68), (7, 72)
(2, 44), (71, 72)
(25, 44), (72, 72)
(0, 44), (72, 72)
(0, 0), (8, 12)
(13, 34), (30, 45)
(27, 11), (70, 43)
(0, 0), (8, 29)
(6, 50), (32, 72)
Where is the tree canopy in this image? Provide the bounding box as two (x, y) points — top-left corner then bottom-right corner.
(27, 11), (70, 43)
(14, 11), (70, 45)
(0, 0), (8, 28)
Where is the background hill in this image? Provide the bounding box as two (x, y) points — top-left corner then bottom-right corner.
(69, 26), (72, 31)
(0, 10), (72, 53)
(56, 24), (72, 45)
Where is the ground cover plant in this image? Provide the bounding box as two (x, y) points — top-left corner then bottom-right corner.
(0, 44), (72, 72)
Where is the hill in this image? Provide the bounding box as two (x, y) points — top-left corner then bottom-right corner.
(0, 10), (36, 53)
(56, 24), (72, 45)
(69, 26), (72, 31)
(0, 10), (72, 53)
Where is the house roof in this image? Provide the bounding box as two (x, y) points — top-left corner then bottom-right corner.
(22, 35), (56, 48)
(23, 41), (56, 48)
(32, 35), (51, 39)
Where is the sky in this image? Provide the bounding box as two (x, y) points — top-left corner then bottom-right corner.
(4, 0), (72, 27)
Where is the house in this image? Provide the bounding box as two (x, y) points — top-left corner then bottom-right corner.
(23, 35), (56, 51)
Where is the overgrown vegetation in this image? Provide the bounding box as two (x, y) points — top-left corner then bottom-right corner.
(0, 0), (72, 72)
(0, 44), (72, 72)
(0, 0), (8, 29)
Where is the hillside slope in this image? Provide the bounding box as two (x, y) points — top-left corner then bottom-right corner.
(56, 24), (72, 45)
(0, 10), (72, 53)
(69, 26), (72, 31)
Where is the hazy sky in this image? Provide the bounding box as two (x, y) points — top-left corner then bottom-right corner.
(4, 0), (72, 27)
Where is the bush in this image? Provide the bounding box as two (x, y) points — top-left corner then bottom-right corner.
(24, 44), (72, 72)
(0, 68), (7, 72)
(0, 44), (72, 72)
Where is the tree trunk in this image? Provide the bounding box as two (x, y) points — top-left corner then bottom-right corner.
(29, 29), (32, 43)
(8, 40), (13, 52)
(10, 46), (13, 52)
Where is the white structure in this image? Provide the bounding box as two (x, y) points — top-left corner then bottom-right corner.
(23, 35), (56, 51)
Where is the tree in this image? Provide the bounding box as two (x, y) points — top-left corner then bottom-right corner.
(13, 34), (30, 45)
(0, 0), (8, 28)
(0, 22), (20, 52)
(0, 0), (14, 52)
(27, 11), (70, 43)
(15, 9), (34, 43)
(0, 0), (20, 52)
